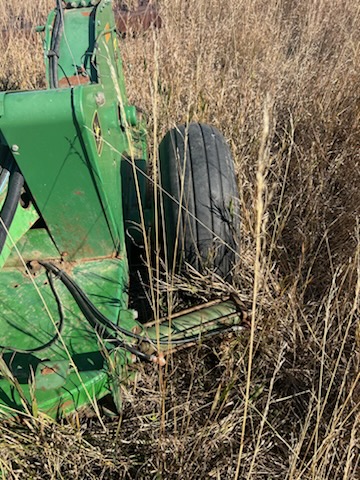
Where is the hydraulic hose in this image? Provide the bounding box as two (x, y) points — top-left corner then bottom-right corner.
(39, 262), (241, 348)
(48, 0), (64, 89)
(0, 166), (24, 255)
(0, 166), (10, 194)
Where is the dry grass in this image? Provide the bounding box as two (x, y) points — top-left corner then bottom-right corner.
(0, 0), (359, 478)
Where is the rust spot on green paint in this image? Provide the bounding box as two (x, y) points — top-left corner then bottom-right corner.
(60, 400), (73, 411)
(41, 366), (57, 375)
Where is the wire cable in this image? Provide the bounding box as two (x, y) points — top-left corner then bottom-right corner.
(38, 262), (241, 347)
(48, 0), (64, 88)
(38, 262), (155, 361)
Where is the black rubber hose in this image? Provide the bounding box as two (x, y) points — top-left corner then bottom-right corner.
(0, 166), (10, 193)
(0, 166), (24, 255)
(38, 261), (153, 361)
(0, 156), (14, 193)
(39, 262), (239, 346)
(49, 0), (64, 89)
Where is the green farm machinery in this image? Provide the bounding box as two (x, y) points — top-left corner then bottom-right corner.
(0, 0), (242, 419)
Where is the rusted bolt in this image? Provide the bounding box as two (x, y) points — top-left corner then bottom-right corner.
(28, 260), (41, 275)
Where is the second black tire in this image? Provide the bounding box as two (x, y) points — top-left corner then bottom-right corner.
(159, 123), (240, 279)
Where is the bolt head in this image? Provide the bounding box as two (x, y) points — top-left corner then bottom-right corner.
(95, 92), (106, 106)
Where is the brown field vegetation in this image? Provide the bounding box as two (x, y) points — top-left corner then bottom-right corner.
(0, 0), (359, 478)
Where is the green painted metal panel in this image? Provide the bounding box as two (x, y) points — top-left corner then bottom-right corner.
(0, 258), (132, 351)
(57, 7), (96, 86)
(0, 0), (149, 418)
(145, 301), (243, 344)
(0, 258), (137, 418)
(4, 229), (60, 267)
(0, 87), (119, 259)
(0, 194), (39, 269)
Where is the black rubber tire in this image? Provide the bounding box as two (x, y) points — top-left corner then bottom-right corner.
(159, 123), (240, 279)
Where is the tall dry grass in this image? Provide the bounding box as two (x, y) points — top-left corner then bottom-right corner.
(0, 0), (359, 478)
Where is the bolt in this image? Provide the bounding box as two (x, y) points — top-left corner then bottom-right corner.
(95, 91), (105, 106)
(28, 261), (41, 275)
(11, 145), (19, 152)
